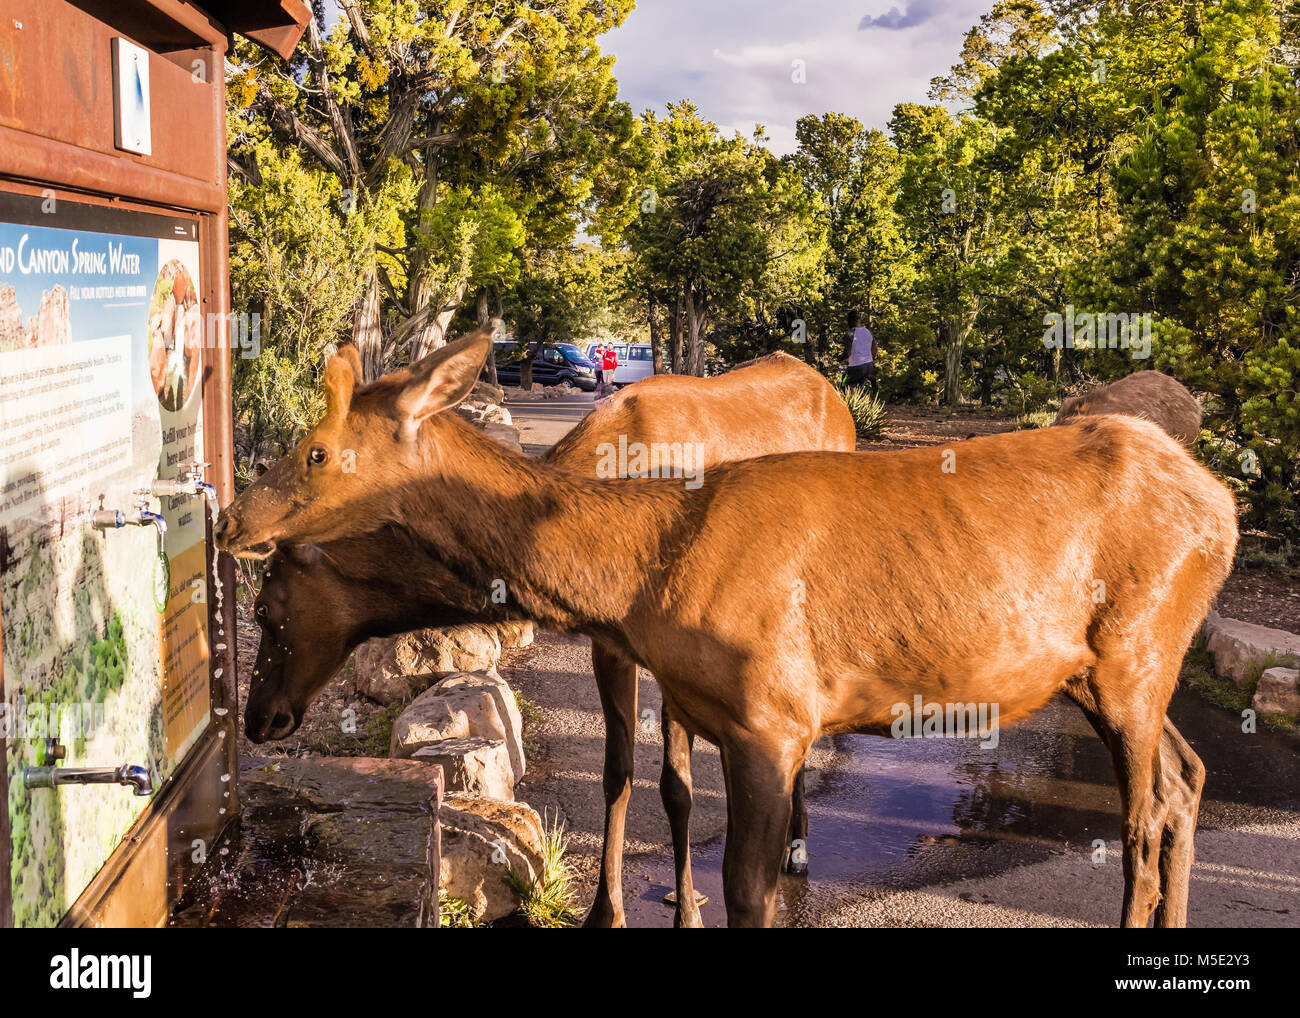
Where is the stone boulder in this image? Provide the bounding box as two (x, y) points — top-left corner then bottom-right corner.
(440, 793), (545, 922)
(390, 671), (525, 785)
(1203, 611), (1300, 688)
(414, 738), (515, 800)
(390, 679), (510, 759)
(353, 624), (504, 705)
(1251, 667), (1300, 716)
(496, 619), (534, 651)
(483, 421), (523, 454)
(433, 671), (525, 779)
(170, 757), (443, 928)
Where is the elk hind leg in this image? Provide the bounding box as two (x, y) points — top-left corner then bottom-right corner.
(1153, 718), (1205, 928)
(660, 700), (704, 928)
(782, 764), (810, 875)
(1067, 666), (1170, 928)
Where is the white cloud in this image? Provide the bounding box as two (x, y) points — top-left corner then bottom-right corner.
(605, 0), (990, 154)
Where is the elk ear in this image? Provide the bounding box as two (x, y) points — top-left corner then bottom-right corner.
(396, 328), (493, 432)
(336, 344), (364, 383)
(323, 354), (356, 421)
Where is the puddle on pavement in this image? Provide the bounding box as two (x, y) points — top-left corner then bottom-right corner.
(620, 687), (1300, 927)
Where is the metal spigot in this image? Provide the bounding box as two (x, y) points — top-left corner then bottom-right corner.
(92, 492), (168, 555)
(25, 762), (153, 796)
(152, 461), (219, 521)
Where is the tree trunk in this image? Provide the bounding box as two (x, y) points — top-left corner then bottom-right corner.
(669, 291), (684, 374)
(477, 287), (498, 386)
(518, 337), (545, 391)
(351, 267), (384, 380)
(943, 316), (975, 406)
(685, 284), (708, 377)
(648, 293), (663, 375)
(409, 292), (463, 362)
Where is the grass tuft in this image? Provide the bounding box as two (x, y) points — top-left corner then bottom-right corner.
(508, 814), (578, 928)
(439, 892), (480, 928)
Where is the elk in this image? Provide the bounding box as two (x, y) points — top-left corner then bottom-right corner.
(218, 330), (1238, 927)
(1054, 369), (1202, 448)
(242, 350), (856, 927)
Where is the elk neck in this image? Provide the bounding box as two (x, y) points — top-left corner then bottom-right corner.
(391, 412), (689, 634)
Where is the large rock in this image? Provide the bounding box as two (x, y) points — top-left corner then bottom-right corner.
(353, 625), (504, 704)
(1251, 667), (1300, 716)
(433, 671), (525, 781)
(496, 620), (534, 651)
(390, 680), (511, 759)
(414, 738), (515, 800)
(390, 672), (525, 786)
(483, 421), (523, 454)
(171, 757), (442, 928)
(440, 793), (544, 922)
(1203, 611), (1300, 688)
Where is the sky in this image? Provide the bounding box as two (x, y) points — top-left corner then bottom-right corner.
(603, 0), (991, 153)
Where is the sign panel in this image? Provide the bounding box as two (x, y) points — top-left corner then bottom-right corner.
(0, 194), (209, 926)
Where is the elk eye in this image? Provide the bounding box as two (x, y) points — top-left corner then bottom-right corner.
(308, 446), (329, 466)
(255, 603), (268, 620)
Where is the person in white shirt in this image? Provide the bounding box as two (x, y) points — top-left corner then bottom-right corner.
(845, 311), (878, 397)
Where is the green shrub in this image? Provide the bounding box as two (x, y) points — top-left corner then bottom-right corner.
(833, 381), (888, 437)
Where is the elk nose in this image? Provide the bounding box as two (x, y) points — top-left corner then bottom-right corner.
(213, 511), (231, 543)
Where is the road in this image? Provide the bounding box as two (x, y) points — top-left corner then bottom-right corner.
(503, 389), (595, 455)
(499, 388), (1300, 928)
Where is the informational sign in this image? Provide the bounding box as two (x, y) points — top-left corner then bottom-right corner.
(0, 194), (209, 926)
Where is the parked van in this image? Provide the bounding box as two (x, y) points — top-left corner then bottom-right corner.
(494, 341), (597, 391)
(585, 341), (655, 385)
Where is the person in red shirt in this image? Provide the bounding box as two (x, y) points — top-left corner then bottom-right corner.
(602, 345), (618, 387)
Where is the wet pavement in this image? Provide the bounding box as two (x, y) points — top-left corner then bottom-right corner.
(505, 632), (1300, 928)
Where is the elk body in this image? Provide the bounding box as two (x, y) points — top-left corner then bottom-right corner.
(1054, 369), (1203, 447)
(219, 331), (1238, 928)
(242, 350), (855, 927)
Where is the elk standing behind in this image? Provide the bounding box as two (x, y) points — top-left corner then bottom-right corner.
(1054, 369), (1202, 447)
(218, 331), (1238, 927)
(242, 350), (855, 927)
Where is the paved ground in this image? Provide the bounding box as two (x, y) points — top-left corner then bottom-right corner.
(501, 392), (1300, 928)
(502, 388), (595, 455)
(503, 631), (1300, 928)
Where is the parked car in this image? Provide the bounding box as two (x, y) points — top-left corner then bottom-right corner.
(494, 341), (597, 391)
(584, 341), (655, 385)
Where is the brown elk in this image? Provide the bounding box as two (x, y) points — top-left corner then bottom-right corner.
(218, 330), (1238, 927)
(1054, 369), (1203, 447)
(242, 350), (856, 927)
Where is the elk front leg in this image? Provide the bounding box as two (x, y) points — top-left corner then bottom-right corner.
(584, 641), (638, 928)
(720, 737), (799, 928)
(660, 699), (703, 928)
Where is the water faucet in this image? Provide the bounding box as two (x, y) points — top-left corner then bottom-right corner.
(26, 762), (154, 796)
(153, 461), (219, 521)
(92, 492), (168, 556)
